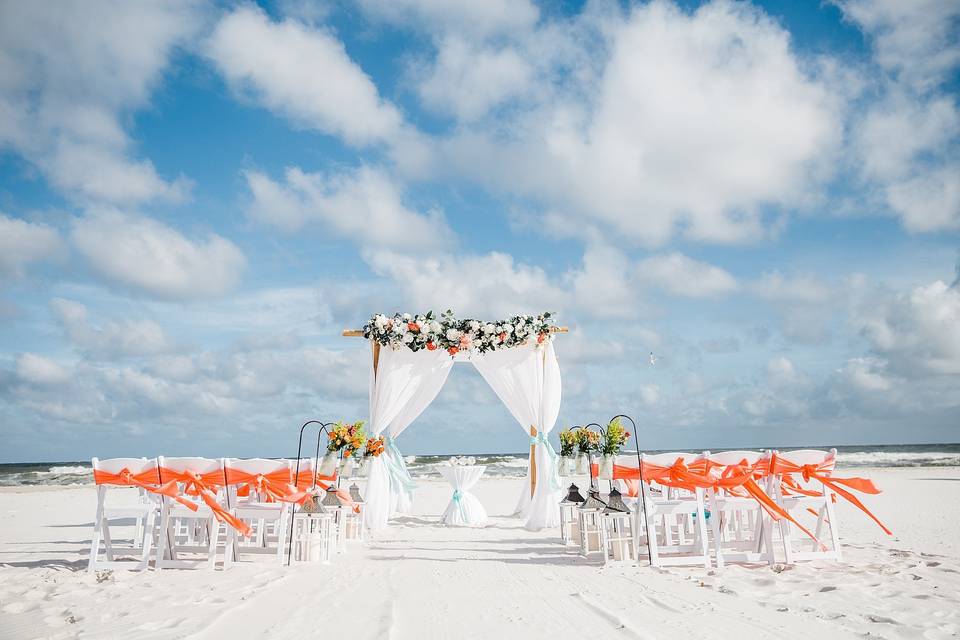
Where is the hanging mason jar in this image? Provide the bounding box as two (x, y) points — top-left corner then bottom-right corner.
(559, 456), (574, 476)
(575, 453), (589, 475)
(340, 456), (355, 478)
(599, 454), (615, 480)
(356, 456), (371, 477)
(318, 451), (340, 477)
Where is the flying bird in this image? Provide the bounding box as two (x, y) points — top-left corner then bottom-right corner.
(649, 352), (657, 366)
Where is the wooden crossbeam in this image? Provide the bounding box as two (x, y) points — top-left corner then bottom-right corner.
(342, 326), (568, 337)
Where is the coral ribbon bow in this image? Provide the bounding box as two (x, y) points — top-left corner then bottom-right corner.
(770, 456), (891, 535)
(225, 468), (306, 504)
(159, 468), (252, 537)
(93, 467), (199, 511)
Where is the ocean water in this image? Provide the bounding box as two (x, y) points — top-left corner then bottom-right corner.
(2, 444), (958, 487)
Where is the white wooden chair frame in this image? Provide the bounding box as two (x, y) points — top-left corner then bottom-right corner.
(222, 458), (293, 568)
(155, 456), (225, 570)
(705, 450), (775, 569)
(770, 449), (843, 563)
(637, 452), (711, 568)
(87, 457), (159, 572)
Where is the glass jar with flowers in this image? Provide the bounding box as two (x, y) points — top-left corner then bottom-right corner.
(356, 435), (385, 476)
(598, 417), (630, 479)
(575, 429), (600, 475)
(321, 420), (367, 476)
(558, 429), (577, 476)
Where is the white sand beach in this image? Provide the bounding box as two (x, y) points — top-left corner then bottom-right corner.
(1, 466), (958, 640)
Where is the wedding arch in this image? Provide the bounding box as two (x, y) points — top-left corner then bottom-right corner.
(342, 311), (567, 531)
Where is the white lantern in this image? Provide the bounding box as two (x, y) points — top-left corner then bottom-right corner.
(577, 489), (607, 559)
(558, 483), (585, 545)
(601, 487), (635, 564)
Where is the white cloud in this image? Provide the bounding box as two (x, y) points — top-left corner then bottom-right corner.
(750, 272), (832, 304)
(834, 0), (960, 91)
(244, 166), (453, 250)
(70, 210), (246, 300)
(567, 245), (641, 318)
(207, 5), (403, 146)
(0, 213), (63, 278)
(0, 1), (199, 204)
(635, 253), (738, 298)
(415, 37), (534, 121)
(15, 353), (70, 385)
(356, 0), (539, 38)
(836, 0), (960, 232)
(856, 279), (960, 376)
(50, 298), (175, 358)
(364, 250), (565, 318)
(426, 1), (841, 246)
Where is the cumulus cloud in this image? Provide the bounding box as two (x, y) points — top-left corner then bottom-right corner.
(837, 0), (960, 232)
(207, 5), (403, 146)
(635, 253), (738, 298)
(0, 1), (198, 205)
(0, 214), (63, 278)
(421, 1), (841, 247)
(856, 279), (960, 376)
(364, 250), (565, 318)
(50, 298), (175, 358)
(356, 0), (539, 38)
(15, 353), (70, 386)
(750, 272), (832, 304)
(70, 210), (246, 300)
(244, 165), (453, 250)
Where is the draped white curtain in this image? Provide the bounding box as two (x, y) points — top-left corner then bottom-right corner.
(365, 346), (454, 530)
(471, 341), (562, 530)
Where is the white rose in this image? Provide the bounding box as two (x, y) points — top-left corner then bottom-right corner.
(403, 313), (412, 321)
(483, 323), (495, 334)
(431, 320), (442, 333)
(469, 320), (480, 331)
(504, 325), (513, 334)
(393, 322), (405, 334)
(446, 328), (461, 341)
(514, 323), (523, 333)
(375, 314), (388, 328)
(402, 332), (414, 343)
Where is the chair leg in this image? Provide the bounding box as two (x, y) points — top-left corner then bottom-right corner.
(137, 508), (156, 571)
(102, 516), (114, 561)
(156, 504), (171, 567)
(709, 492), (724, 571)
(695, 491), (710, 569)
(825, 494), (842, 560)
(206, 517), (220, 569)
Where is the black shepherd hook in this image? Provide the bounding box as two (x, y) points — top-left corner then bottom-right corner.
(287, 419), (332, 566)
(583, 422), (605, 491)
(609, 413), (652, 566)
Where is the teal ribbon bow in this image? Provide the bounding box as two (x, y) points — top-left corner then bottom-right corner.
(451, 489), (468, 522)
(382, 435), (417, 495)
(529, 432), (563, 491)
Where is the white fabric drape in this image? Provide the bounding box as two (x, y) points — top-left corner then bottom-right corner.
(365, 346), (454, 530)
(471, 341), (562, 530)
(438, 465), (488, 526)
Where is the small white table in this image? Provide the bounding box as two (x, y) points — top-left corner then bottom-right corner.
(438, 465), (488, 526)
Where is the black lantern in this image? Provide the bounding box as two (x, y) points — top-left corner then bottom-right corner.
(348, 483), (364, 504)
(603, 486), (630, 514)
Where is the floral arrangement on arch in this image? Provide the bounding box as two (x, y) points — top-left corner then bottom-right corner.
(601, 417), (631, 456)
(328, 421), (367, 457)
(363, 310), (555, 356)
(363, 436), (385, 458)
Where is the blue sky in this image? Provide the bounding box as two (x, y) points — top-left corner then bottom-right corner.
(0, 0), (958, 463)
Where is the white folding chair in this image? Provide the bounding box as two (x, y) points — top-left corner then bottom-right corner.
(770, 449), (843, 563)
(637, 452), (712, 568)
(155, 457), (226, 569)
(87, 457), (160, 572)
(222, 458), (294, 568)
(706, 450), (775, 569)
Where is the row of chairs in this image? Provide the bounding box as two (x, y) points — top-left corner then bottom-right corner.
(567, 448), (887, 569)
(87, 456), (355, 572)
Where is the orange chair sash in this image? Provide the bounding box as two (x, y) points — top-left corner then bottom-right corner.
(93, 467), (199, 512)
(769, 456), (891, 535)
(224, 468), (306, 504)
(158, 467), (252, 537)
